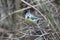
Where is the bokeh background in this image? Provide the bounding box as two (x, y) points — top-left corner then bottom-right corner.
(0, 0), (60, 40)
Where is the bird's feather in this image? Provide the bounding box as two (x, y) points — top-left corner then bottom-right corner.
(25, 10), (43, 23)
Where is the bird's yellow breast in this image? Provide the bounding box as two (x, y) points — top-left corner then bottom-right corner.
(25, 18), (37, 23)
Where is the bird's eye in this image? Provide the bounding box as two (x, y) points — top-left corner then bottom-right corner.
(27, 16), (29, 19)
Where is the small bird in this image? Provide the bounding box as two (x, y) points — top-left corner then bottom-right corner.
(25, 10), (43, 23)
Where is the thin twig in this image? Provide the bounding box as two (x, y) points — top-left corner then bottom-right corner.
(21, 0), (47, 21)
(0, 4), (40, 22)
(0, 0), (54, 22)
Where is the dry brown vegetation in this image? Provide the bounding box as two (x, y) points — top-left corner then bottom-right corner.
(0, 0), (60, 40)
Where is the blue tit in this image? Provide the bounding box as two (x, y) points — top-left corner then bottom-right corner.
(25, 10), (43, 23)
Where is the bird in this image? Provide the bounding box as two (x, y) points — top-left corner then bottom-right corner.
(25, 10), (43, 23)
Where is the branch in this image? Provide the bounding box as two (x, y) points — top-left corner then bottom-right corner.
(0, 4), (40, 22)
(21, 0), (47, 21)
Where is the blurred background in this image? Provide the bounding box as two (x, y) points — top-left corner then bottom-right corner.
(0, 0), (60, 40)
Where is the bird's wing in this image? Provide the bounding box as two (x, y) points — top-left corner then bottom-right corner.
(31, 16), (38, 20)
